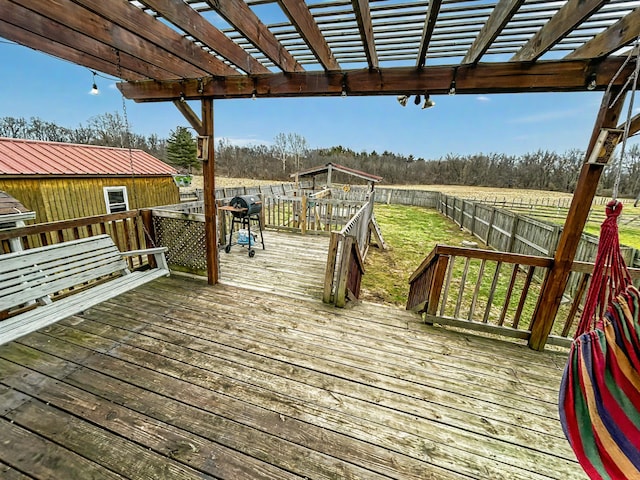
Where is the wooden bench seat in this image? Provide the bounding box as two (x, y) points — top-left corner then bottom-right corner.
(0, 234), (169, 346)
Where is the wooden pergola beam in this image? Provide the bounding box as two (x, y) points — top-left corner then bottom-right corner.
(566, 8), (640, 60)
(118, 57), (635, 101)
(1, 1), (176, 80)
(279, 0), (341, 71)
(619, 113), (640, 138)
(511, 0), (607, 62)
(70, 0), (240, 77)
(416, 0), (443, 68)
(528, 86), (626, 351)
(203, 0), (304, 73)
(7, 0), (203, 79)
(352, 0), (378, 70)
(462, 0), (525, 65)
(0, 19), (146, 81)
(139, 0), (269, 75)
(172, 100), (204, 136)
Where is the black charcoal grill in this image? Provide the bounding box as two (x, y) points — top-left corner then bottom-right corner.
(229, 194), (262, 216)
(224, 195), (265, 257)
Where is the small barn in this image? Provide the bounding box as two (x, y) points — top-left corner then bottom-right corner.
(0, 137), (179, 222)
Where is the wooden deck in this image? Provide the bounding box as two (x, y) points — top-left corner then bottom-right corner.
(218, 230), (330, 300)
(0, 232), (587, 479)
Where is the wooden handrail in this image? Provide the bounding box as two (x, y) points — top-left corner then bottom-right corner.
(0, 210), (141, 241)
(407, 243), (640, 347)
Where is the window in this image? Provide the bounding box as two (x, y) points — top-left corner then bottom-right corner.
(103, 186), (129, 213)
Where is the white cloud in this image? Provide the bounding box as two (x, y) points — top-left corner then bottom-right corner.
(476, 96), (490, 102)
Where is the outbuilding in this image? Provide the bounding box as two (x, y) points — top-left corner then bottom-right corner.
(0, 137), (179, 222)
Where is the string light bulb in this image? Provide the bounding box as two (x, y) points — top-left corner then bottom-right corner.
(587, 73), (597, 91)
(89, 71), (99, 95)
(449, 66), (458, 95)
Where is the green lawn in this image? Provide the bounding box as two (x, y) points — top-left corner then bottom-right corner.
(361, 204), (589, 337)
(361, 204), (483, 306)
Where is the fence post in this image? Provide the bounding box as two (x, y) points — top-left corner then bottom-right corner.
(301, 196), (307, 234)
(507, 214), (519, 252)
(486, 207), (496, 246)
(335, 236), (354, 308)
(427, 255), (450, 316)
(470, 202), (477, 237)
(323, 232), (340, 303)
(549, 224), (562, 256)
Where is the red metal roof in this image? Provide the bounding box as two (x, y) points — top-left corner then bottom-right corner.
(0, 137), (177, 176)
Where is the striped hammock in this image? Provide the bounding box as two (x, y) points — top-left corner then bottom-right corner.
(559, 201), (640, 479)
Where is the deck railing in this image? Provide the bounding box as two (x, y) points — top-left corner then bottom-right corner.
(323, 193), (375, 307)
(0, 210), (154, 270)
(407, 244), (640, 347)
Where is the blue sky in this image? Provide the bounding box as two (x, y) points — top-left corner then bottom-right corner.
(1, 39), (638, 160)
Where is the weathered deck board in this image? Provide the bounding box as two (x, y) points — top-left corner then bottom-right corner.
(219, 230), (330, 299)
(0, 230), (587, 479)
(0, 271), (586, 479)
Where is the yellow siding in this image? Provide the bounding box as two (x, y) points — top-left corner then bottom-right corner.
(0, 176), (179, 223)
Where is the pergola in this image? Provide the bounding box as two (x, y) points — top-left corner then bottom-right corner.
(2, 0), (640, 349)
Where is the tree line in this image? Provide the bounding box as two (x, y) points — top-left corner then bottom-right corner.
(2, 113), (639, 197)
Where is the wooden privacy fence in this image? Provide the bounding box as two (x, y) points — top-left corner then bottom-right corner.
(406, 244), (640, 347)
(148, 193), (371, 276)
(375, 187), (441, 207)
(323, 194), (375, 307)
(0, 210), (156, 271)
(438, 193), (640, 273)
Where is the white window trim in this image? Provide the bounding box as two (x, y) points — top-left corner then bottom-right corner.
(103, 186), (130, 214)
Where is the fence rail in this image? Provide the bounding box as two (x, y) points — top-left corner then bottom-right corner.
(437, 194), (639, 271)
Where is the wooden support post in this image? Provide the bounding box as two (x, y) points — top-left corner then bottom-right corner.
(202, 98), (218, 285)
(528, 87), (625, 351)
(426, 255), (450, 316)
(336, 235), (354, 308)
(323, 232), (340, 303)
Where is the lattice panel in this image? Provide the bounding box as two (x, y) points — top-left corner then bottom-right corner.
(154, 216), (207, 274)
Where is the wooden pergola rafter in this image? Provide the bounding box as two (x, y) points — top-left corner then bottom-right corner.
(2, 0), (640, 350)
(2, 0), (638, 98)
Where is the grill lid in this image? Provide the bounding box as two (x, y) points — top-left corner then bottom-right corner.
(230, 195), (262, 216)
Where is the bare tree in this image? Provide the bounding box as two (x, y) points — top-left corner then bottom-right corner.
(273, 133), (288, 172)
(0, 116), (28, 138)
(287, 132), (309, 171)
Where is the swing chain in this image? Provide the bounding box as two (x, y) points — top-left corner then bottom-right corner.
(115, 49), (156, 248)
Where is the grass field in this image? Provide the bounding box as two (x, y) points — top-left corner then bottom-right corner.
(361, 204), (482, 306)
